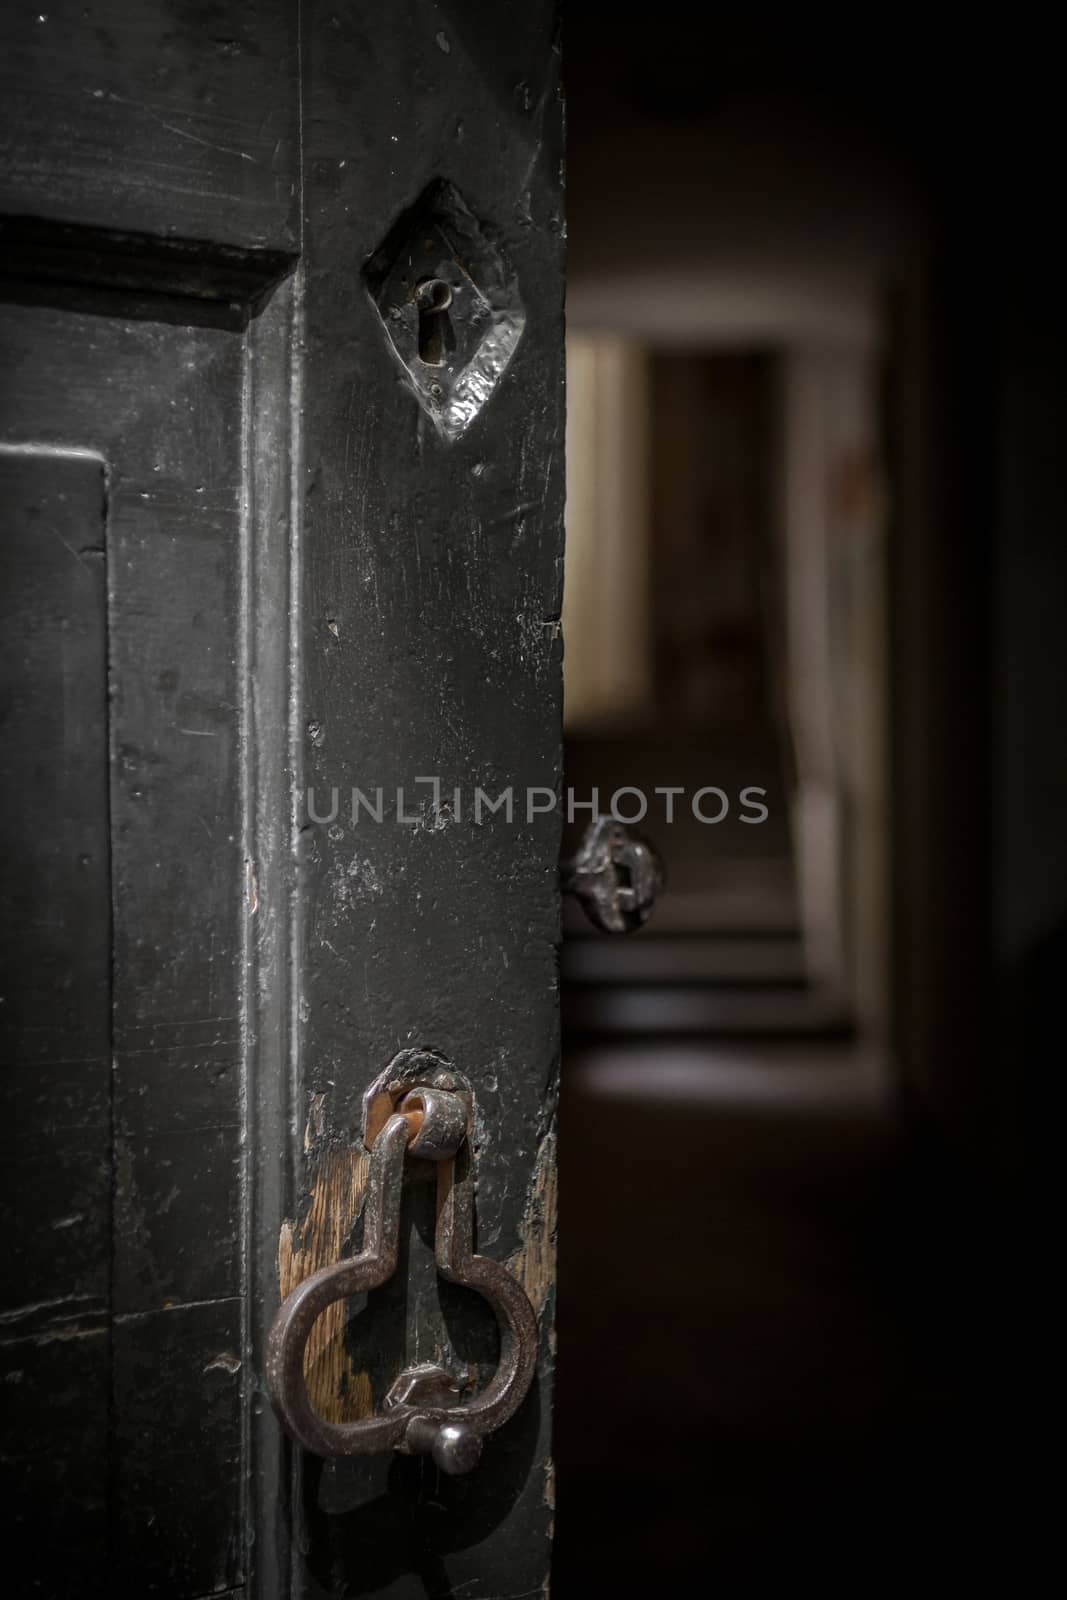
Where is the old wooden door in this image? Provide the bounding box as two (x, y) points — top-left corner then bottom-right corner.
(0, 5), (564, 1596)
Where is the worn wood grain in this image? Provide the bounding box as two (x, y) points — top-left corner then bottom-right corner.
(0, 0), (299, 251)
(0, 301), (249, 1595)
(278, 1145), (374, 1424)
(113, 1297), (244, 1593)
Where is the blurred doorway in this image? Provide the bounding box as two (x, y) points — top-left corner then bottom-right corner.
(562, 332), (888, 1044)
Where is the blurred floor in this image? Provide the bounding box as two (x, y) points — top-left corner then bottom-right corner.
(552, 1041), (1044, 1598)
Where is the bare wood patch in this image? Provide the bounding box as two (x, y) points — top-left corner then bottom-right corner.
(277, 1147), (373, 1422)
(278, 1127), (557, 1426)
(507, 1131), (558, 1321)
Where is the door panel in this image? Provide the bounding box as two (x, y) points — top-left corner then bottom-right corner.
(1, 303), (251, 1595)
(0, 452), (111, 1586)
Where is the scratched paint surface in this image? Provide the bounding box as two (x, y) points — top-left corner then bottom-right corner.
(0, 306), (249, 1595)
(0, 1), (299, 250)
(0, 4), (564, 1596)
(283, 3), (565, 1595)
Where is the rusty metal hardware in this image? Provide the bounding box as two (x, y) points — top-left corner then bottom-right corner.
(266, 1050), (537, 1473)
(561, 816), (665, 934)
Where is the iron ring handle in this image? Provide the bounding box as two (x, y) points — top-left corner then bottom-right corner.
(266, 1096), (538, 1474)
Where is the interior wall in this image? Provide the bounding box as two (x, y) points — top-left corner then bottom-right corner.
(562, 335), (651, 728)
(780, 349), (888, 1029)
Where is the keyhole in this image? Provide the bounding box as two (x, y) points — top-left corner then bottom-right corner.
(415, 278), (454, 367)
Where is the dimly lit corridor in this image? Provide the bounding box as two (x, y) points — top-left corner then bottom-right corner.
(550, 10), (1061, 1592)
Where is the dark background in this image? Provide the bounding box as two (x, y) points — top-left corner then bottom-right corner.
(554, 6), (1061, 1595)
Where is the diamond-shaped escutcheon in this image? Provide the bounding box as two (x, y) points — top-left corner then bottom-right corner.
(364, 179), (525, 443)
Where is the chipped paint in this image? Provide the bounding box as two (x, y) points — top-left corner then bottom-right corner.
(303, 1091), (327, 1151)
(204, 1350), (241, 1374)
(277, 1146), (374, 1422)
(507, 1131), (558, 1320)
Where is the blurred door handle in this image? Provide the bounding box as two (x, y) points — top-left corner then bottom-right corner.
(561, 817), (664, 934)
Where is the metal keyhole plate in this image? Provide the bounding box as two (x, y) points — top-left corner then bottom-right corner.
(364, 179), (525, 442)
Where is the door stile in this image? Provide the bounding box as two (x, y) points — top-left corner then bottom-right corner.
(240, 265), (306, 1599)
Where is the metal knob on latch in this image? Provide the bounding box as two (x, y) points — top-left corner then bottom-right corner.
(266, 1050), (537, 1473)
(561, 816), (665, 934)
